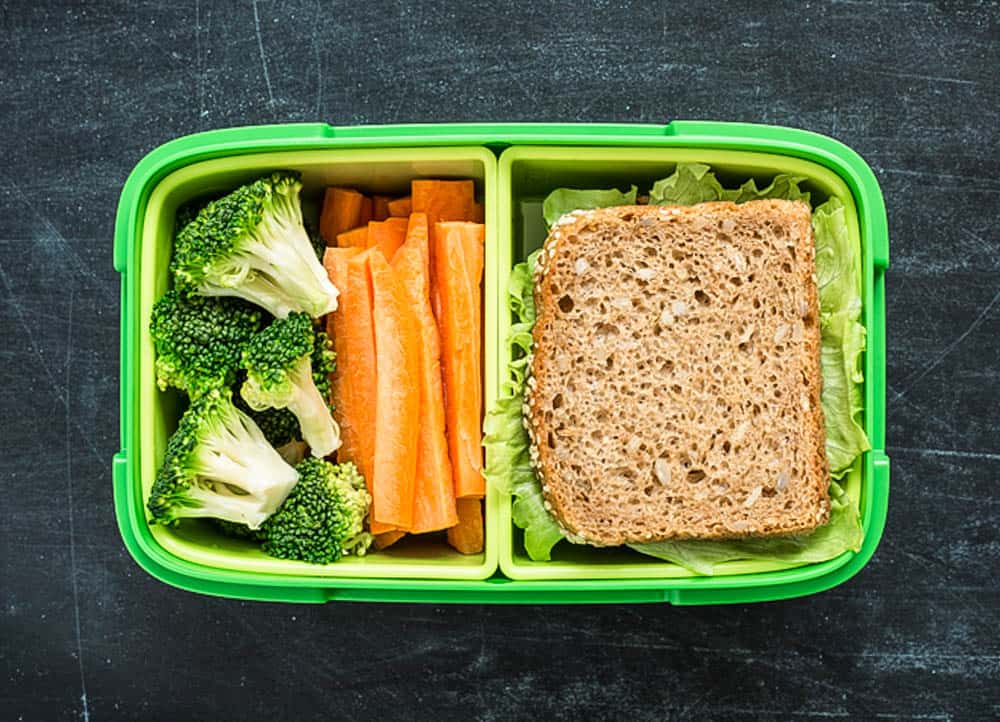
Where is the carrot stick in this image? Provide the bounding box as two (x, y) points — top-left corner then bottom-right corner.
(447, 498), (484, 554)
(322, 247), (362, 461)
(471, 201), (485, 223)
(337, 251), (393, 534)
(387, 196), (412, 217)
(412, 180), (476, 224)
(359, 196), (373, 226)
(367, 218), (409, 261)
(434, 222), (485, 498)
(369, 250), (420, 529)
(320, 188), (366, 245)
(412, 180), (477, 319)
(336, 225), (369, 249)
(390, 213), (459, 533)
(373, 530), (407, 551)
(372, 195), (393, 221)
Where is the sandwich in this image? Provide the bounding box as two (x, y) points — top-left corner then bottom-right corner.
(527, 200), (828, 546)
(485, 164), (870, 572)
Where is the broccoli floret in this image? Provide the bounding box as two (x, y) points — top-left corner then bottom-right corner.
(175, 193), (220, 232)
(234, 390), (301, 447)
(150, 290), (263, 396)
(147, 388), (299, 529)
(240, 312), (341, 458)
(311, 327), (336, 403)
(170, 172), (339, 319)
(231, 326), (333, 449)
(258, 458), (373, 564)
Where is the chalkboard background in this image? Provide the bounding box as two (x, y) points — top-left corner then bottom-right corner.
(2, 2), (998, 720)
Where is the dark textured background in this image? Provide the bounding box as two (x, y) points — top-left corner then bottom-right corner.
(2, 1), (999, 720)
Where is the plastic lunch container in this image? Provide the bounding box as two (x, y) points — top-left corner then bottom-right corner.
(113, 122), (890, 604)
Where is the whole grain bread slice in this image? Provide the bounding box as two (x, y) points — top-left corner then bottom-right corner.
(525, 200), (830, 546)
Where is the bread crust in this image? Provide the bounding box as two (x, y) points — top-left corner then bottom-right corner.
(525, 202), (830, 546)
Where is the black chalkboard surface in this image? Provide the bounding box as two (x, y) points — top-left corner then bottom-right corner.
(1, 2), (997, 720)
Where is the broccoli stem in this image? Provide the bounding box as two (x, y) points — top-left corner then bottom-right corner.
(187, 400), (299, 509)
(284, 355), (341, 458)
(174, 483), (273, 529)
(251, 214), (339, 317)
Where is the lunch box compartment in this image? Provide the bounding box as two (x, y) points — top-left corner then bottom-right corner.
(116, 142), (499, 589)
(497, 145), (880, 581)
(114, 122), (889, 603)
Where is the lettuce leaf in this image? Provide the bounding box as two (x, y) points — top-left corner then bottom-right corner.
(814, 197), (861, 317)
(542, 186), (637, 228)
(483, 250), (565, 560)
(811, 195), (870, 476)
(649, 163), (726, 205)
(725, 174), (811, 205)
(650, 162), (812, 206)
(821, 309), (870, 476)
(627, 483), (863, 575)
(488, 168), (869, 570)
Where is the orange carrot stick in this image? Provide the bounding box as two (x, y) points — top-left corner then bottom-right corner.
(447, 498), (484, 554)
(471, 201), (485, 223)
(412, 180), (476, 224)
(341, 251), (394, 534)
(336, 225), (369, 249)
(373, 530), (407, 551)
(387, 196), (412, 217)
(320, 188), (366, 245)
(391, 213), (459, 533)
(434, 222), (485, 498)
(358, 196), (373, 226)
(372, 195), (392, 221)
(367, 218), (409, 261)
(412, 180), (477, 319)
(322, 247), (362, 462)
(369, 250), (420, 529)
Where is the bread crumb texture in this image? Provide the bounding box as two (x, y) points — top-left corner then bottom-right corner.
(527, 201), (830, 546)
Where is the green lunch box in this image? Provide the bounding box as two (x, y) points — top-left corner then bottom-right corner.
(113, 122), (890, 605)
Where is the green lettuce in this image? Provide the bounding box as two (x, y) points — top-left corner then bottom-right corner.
(649, 162), (726, 205)
(542, 186), (637, 228)
(821, 309), (870, 476)
(488, 164), (870, 571)
(627, 483), (863, 575)
(482, 250), (564, 560)
(650, 162), (812, 206)
(812, 196), (870, 475)
(814, 196), (862, 317)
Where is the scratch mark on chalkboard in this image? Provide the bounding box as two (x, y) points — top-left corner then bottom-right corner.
(2, 181), (114, 303)
(64, 290), (90, 722)
(882, 537), (995, 622)
(873, 69), (977, 86)
(0, 263), (104, 465)
(675, 657), (756, 720)
(893, 392), (961, 440)
(892, 286), (1000, 400)
(893, 446), (1000, 462)
(0, 263), (68, 402)
(195, 0), (206, 119)
(310, 0), (323, 117)
(709, 710), (948, 721)
(251, 0), (275, 105)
